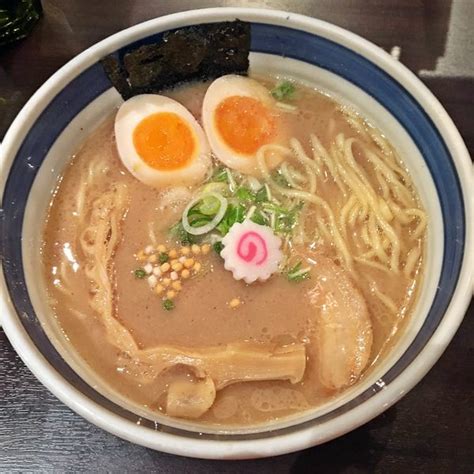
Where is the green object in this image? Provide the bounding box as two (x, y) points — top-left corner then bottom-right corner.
(235, 186), (255, 203)
(249, 210), (266, 226)
(187, 208), (212, 228)
(216, 204), (245, 235)
(162, 299), (175, 311)
(134, 268), (147, 279)
(271, 81), (296, 101)
(212, 167), (229, 183)
(213, 241), (224, 255)
(254, 187), (269, 203)
(158, 253), (169, 264)
(169, 221), (195, 245)
(0, 0), (42, 46)
(199, 195), (221, 216)
(261, 201), (302, 234)
(286, 261), (311, 282)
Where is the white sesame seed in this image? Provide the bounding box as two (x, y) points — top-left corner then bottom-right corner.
(170, 271), (179, 281)
(144, 263), (153, 274)
(152, 266), (161, 277)
(147, 275), (157, 288)
(144, 245), (154, 255)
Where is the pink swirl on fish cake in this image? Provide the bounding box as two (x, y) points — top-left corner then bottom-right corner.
(236, 231), (268, 265)
(220, 221), (283, 284)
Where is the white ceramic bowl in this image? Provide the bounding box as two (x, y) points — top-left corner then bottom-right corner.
(0, 8), (472, 459)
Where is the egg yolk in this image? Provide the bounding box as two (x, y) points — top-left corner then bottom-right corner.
(133, 112), (196, 170)
(215, 96), (277, 155)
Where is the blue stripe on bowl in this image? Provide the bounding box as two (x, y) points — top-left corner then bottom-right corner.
(0, 21), (465, 439)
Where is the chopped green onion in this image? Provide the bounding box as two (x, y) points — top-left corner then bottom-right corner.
(250, 210), (266, 226)
(169, 221), (195, 245)
(286, 261), (311, 282)
(254, 186), (269, 203)
(271, 81), (296, 101)
(213, 241), (224, 255)
(182, 192), (229, 236)
(212, 167), (229, 183)
(199, 195), (221, 216)
(134, 268), (147, 279)
(262, 202), (287, 214)
(186, 206), (213, 228)
(202, 182), (229, 195)
(235, 186), (255, 202)
(216, 204), (245, 235)
(190, 217), (213, 228)
(162, 299), (175, 311)
(276, 215), (296, 233)
(158, 253), (169, 264)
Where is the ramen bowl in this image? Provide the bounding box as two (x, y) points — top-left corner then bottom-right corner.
(0, 8), (472, 459)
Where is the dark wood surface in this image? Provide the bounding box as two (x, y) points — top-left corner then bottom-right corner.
(0, 1), (472, 472)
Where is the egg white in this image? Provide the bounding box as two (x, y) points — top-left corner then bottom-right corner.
(115, 94), (211, 188)
(202, 75), (284, 175)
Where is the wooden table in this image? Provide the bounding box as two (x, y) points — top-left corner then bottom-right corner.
(1, 1), (472, 472)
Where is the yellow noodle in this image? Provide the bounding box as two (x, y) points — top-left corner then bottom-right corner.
(368, 214), (389, 263)
(257, 145), (353, 270)
(289, 138), (318, 193)
(365, 149), (412, 205)
(340, 140), (402, 271)
(387, 200), (411, 224)
(354, 256), (392, 274)
(316, 218), (333, 245)
(405, 209), (427, 239)
(332, 146), (370, 215)
(311, 135), (347, 195)
(366, 126), (394, 157)
(376, 170), (390, 199)
(339, 195), (358, 236)
(404, 246), (421, 278)
(361, 225), (371, 248)
(280, 162), (304, 190)
(369, 281), (399, 313)
(360, 249), (377, 259)
(348, 202), (362, 227)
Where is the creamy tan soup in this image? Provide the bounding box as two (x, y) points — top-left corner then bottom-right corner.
(42, 75), (425, 427)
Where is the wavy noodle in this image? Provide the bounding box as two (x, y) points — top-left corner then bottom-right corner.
(256, 104), (427, 277)
(405, 209), (427, 239)
(312, 136), (347, 196)
(404, 246), (421, 278)
(354, 256), (392, 274)
(339, 195), (357, 236)
(368, 280), (399, 313)
(257, 145), (353, 270)
(280, 162), (306, 190)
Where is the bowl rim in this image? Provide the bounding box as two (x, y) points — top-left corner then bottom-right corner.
(0, 7), (472, 460)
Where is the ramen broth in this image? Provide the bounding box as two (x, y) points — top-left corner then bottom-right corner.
(42, 76), (425, 426)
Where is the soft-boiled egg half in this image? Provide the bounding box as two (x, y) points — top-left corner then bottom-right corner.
(115, 95), (211, 188)
(202, 75), (285, 175)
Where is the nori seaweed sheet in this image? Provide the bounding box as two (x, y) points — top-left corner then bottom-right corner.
(101, 20), (251, 99)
